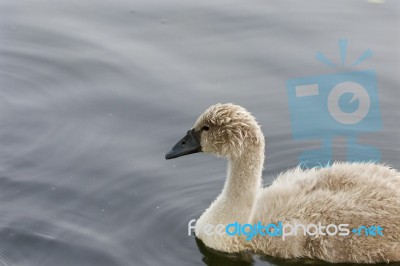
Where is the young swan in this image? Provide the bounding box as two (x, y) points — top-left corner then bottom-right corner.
(165, 103), (400, 263)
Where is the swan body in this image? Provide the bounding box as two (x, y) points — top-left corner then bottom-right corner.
(165, 103), (400, 263)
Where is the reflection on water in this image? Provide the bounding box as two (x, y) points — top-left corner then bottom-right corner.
(0, 0), (399, 265)
(196, 238), (255, 266)
(196, 238), (400, 266)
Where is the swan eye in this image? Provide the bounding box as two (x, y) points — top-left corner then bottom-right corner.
(202, 126), (210, 131)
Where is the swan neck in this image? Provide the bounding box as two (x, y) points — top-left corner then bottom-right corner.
(220, 145), (264, 222)
(226, 149), (263, 193)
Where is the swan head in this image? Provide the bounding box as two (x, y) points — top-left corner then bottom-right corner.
(165, 103), (264, 160)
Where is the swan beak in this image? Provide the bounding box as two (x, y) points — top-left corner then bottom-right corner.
(165, 129), (202, 160)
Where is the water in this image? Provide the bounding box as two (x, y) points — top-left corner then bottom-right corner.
(0, 0), (399, 265)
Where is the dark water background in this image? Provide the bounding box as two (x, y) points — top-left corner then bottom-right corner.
(0, 0), (399, 265)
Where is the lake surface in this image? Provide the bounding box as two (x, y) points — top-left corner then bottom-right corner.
(0, 0), (399, 265)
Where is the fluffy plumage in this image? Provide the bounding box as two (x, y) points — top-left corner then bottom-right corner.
(192, 103), (400, 263)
